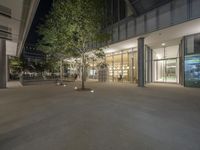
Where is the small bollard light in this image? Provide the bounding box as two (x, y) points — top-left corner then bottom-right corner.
(90, 90), (94, 93)
(74, 86), (78, 90)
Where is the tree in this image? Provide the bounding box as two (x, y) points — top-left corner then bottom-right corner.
(37, 1), (76, 83)
(9, 57), (23, 73)
(38, 0), (109, 89)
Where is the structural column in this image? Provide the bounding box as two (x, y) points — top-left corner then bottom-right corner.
(146, 46), (152, 83)
(0, 39), (6, 88)
(138, 37), (145, 87)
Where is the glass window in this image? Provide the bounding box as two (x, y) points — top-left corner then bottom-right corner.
(194, 34), (200, 54)
(186, 36), (194, 54)
(114, 54), (122, 81)
(185, 54), (200, 87)
(122, 52), (129, 81)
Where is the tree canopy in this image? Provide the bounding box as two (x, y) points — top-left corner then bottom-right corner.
(37, 0), (109, 89)
(37, 0), (108, 58)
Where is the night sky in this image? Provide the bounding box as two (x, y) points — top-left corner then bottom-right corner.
(25, 0), (53, 45)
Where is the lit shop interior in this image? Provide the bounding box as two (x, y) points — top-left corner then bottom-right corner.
(105, 44), (179, 84)
(105, 32), (200, 87)
(106, 49), (138, 82)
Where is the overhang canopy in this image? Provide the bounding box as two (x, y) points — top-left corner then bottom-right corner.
(0, 0), (40, 56)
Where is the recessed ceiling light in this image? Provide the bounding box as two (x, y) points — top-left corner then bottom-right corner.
(161, 43), (166, 46)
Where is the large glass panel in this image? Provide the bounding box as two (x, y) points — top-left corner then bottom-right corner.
(184, 33), (200, 87)
(153, 60), (165, 82)
(122, 52), (129, 81)
(165, 59), (177, 82)
(153, 59), (178, 83)
(152, 45), (179, 83)
(185, 54), (200, 87)
(133, 52), (138, 81)
(114, 54), (122, 82)
(106, 55), (113, 81)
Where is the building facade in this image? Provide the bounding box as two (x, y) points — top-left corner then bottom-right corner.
(100, 0), (200, 87)
(0, 0), (40, 88)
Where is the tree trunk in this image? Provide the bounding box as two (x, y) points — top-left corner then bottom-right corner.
(81, 53), (85, 89)
(60, 59), (63, 84)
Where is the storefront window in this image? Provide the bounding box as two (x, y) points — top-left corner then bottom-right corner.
(185, 54), (200, 87)
(184, 33), (200, 87)
(105, 50), (138, 83)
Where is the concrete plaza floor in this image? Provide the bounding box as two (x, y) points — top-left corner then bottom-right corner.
(0, 82), (200, 150)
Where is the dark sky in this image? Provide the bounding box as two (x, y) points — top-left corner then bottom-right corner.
(25, 0), (53, 45)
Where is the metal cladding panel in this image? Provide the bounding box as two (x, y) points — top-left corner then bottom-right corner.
(172, 0), (188, 24)
(158, 3), (171, 29)
(191, 0), (200, 19)
(136, 15), (145, 35)
(112, 26), (119, 42)
(127, 20), (135, 38)
(119, 23), (126, 40)
(146, 9), (157, 32)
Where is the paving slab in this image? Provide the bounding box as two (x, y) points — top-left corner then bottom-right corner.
(0, 82), (200, 150)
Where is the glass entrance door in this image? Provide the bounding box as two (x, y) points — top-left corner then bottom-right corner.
(153, 59), (178, 83)
(165, 59), (177, 82)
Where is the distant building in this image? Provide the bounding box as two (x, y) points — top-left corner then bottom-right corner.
(22, 44), (46, 65)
